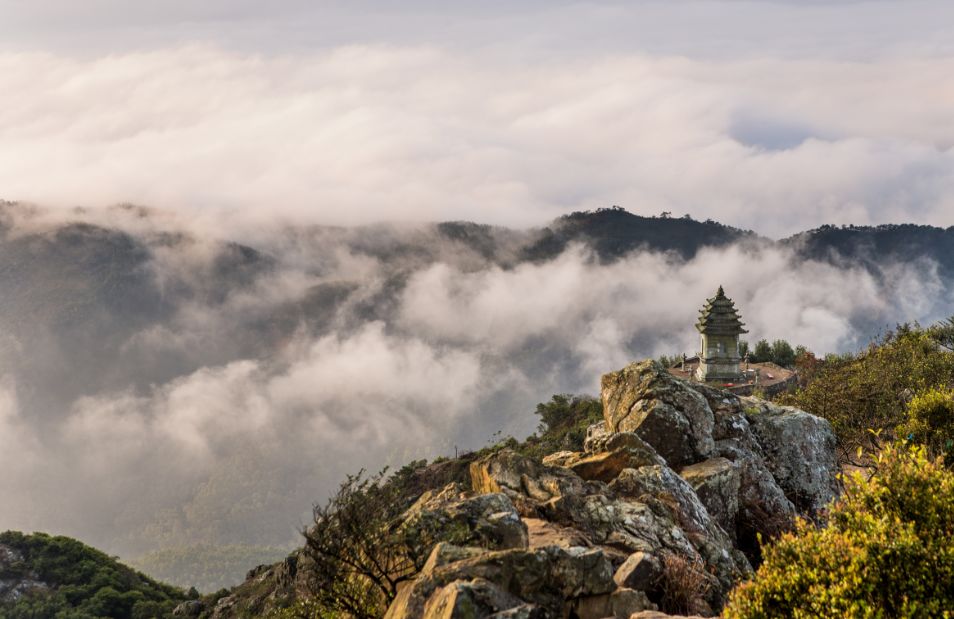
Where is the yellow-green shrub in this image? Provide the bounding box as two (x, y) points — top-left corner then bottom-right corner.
(899, 387), (954, 464)
(724, 443), (954, 618)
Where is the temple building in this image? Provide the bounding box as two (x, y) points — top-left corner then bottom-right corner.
(694, 286), (747, 383)
(667, 287), (797, 395)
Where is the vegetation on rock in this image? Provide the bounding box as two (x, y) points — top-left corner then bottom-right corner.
(724, 443), (954, 618)
(778, 324), (954, 465)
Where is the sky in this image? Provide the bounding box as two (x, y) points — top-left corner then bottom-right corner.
(1, 1), (954, 237)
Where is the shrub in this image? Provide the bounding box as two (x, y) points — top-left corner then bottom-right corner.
(899, 387), (954, 465)
(724, 443), (954, 618)
(658, 554), (711, 616)
(778, 327), (954, 464)
(301, 469), (445, 619)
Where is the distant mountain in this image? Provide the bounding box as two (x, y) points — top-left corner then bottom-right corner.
(521, 207), (761, 262)
(0, 531), (188, 618)
(782, 223), (954, 279)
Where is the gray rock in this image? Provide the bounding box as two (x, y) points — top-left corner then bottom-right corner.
(743, 398), (839, 517)
(566, 588), (656, 619)
(422, 578), (524, 618)
(680, 457), (740, 537)
(404, 484), (529, 551)
(386, 544), (615, 619)
(601, 361), (714, 466)
(614, 551), (662, 592)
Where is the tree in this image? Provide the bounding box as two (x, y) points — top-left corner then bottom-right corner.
(302, 470), (439, 619)
(738, 340), (750, 359)
(724, 443), (954, 617)
(751, 339), (772, 363)
(770, 339), (795, 367)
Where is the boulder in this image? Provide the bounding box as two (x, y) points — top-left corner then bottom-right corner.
(582, 421), (610, 452)
(404, 484), (529, 550)
(609, 466), (751, 599)
(566, 588), (656, 619)
(679, 457), (740, 536)
(422, 578), (524, 618)
(544, 446), (664, 484)
(614, 551), (662, 592)
(386, 544), (615, 619)
(601, 361), (714, 466)
(523, 517), (592, 550)
(715, 438), (796, 555)
(743, 398), (839, 517)
(470, 450), (585, 510)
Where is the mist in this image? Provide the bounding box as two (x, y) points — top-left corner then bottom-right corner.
(0, 204), (948, 573)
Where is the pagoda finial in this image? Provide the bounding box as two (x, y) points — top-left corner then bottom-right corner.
(716, 285), (725, 297)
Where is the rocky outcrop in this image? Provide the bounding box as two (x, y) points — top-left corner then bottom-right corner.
(211, 358), (837, 619)
(385, 543), (617, 619)
(601, 361), (715, 466)
(742, 397), (839, 517)
(679, 457), (740, 536)
(403, 484), (530, 551)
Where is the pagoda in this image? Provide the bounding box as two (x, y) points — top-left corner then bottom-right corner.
(694, 286), (748, 383)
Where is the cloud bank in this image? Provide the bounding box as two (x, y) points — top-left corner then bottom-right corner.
(0, 209), (948, 570)
(1, 44), (954, 237)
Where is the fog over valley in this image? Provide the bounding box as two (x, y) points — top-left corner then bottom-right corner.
(0, 203), (950, 582)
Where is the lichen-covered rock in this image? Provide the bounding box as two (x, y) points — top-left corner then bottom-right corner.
(470, 450), (586, 509)
(715, 438), (796, 555)
(566, 588), (656, 619)
(609, 466), (751, 599)
(404, 484), (529, 550)
(543, 447), (664, 484)
(743, 398), (839, 517)
(385, 544), (615, 619)
(583, 421), (610, 452)
(680, 457), (740, 537)
(601, 361), (714, 466)
(422, 578), (525, 618)
(523, 518), (592, 550)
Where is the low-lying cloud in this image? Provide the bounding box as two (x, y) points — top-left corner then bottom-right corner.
(0, 209), (948, 571)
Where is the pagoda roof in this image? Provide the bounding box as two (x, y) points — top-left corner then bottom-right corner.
(695, 286), (748, 335)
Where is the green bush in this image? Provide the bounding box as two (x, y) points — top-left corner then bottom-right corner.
(899, 387), (954, 465)
(779, 327), (954, 463)
(724, 443), (954, 618)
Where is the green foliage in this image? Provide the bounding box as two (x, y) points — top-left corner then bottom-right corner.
(301, 469), (445, 619)
(724, 443), (954, 618)
(518, 394), (604, 460)
(748, 338), (799, 367)
(899, 387), (954, 465)
(129, 544), (290, 593)
(779, 327), (954, 463)
(738, 340), (750, 358)
(770, 339), (795, 368)
(0, 531), (186, 619)
(751, 339), (772, 363)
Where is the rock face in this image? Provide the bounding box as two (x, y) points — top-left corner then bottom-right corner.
(215, 358), (838, 619)
(601, 361), (715, 466)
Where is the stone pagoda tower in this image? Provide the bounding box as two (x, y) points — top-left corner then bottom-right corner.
(695, 286), (748, 383)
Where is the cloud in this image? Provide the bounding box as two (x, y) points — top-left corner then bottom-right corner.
(0, 204), (950, 579)
(1, 46), (954, 237)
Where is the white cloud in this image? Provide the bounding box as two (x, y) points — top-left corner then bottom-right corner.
(1, 46), (954, 236)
